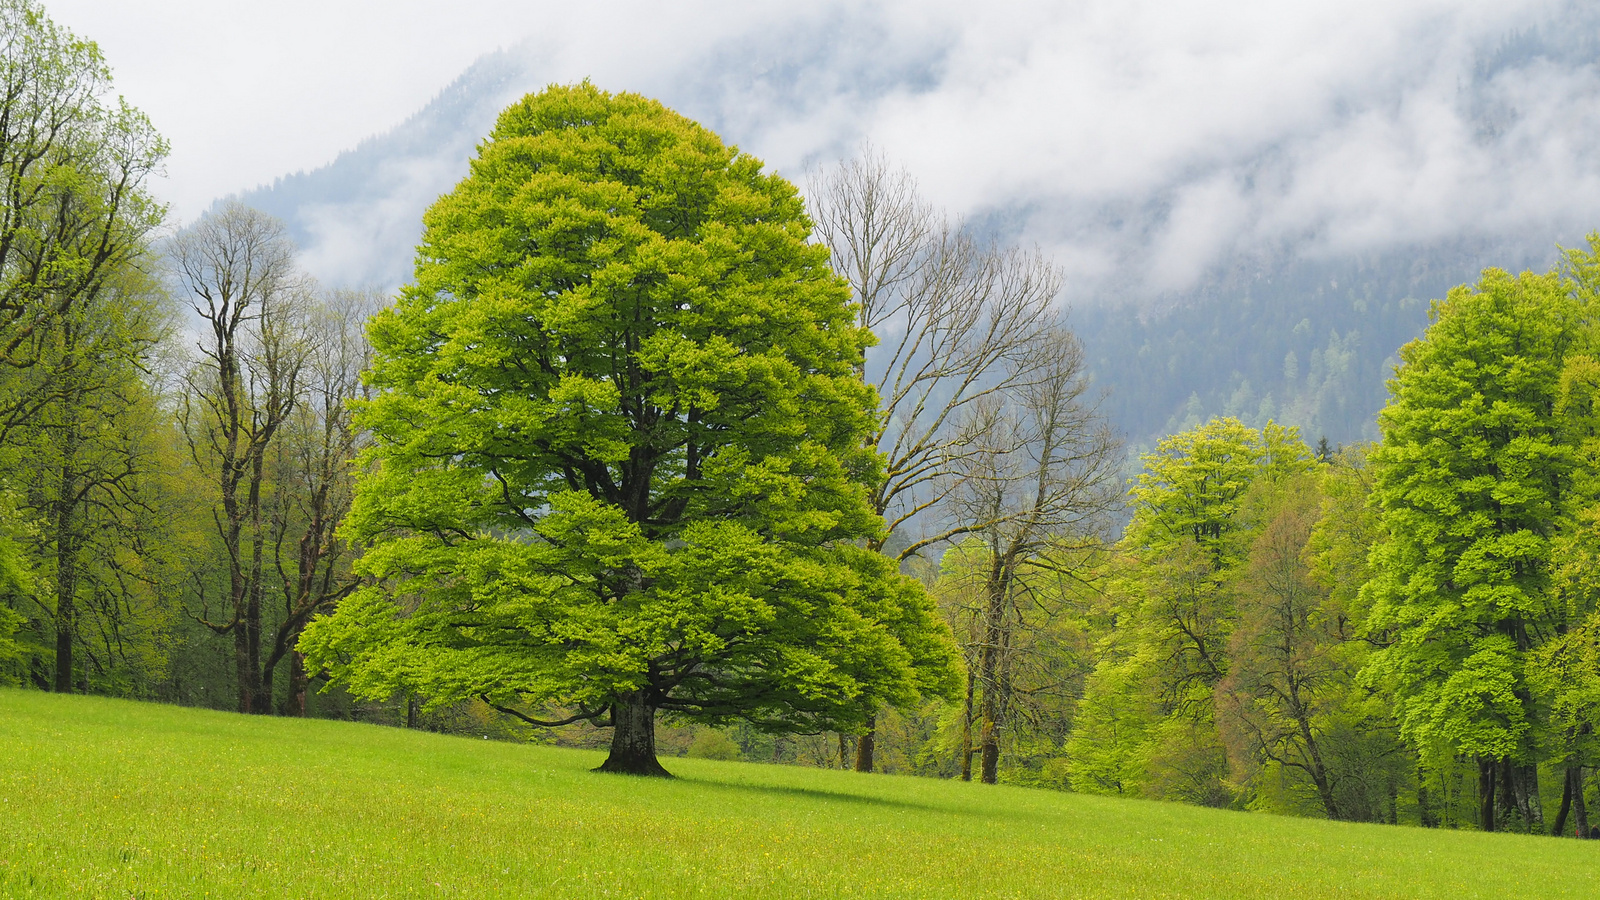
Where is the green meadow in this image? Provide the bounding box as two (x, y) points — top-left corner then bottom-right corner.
(0, 688), (1592, 899)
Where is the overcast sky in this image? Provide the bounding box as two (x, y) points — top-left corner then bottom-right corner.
(45, 0), (1598, 298)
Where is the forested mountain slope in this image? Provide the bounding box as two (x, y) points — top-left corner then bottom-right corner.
(1081, 239), (1557, 450)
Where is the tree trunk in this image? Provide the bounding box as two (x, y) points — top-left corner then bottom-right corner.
(51, 379), (82, 695)
(1555, 766), (1575, 837)
(52, 589), (74, 692)
(597, 690), (671, 777)
(1574, 767), (1590, 838)
(837, 734), (852, 769)
(978, 556), (1008, 785)
(1478, 757), (1496, 833)
(1519, 762), (1543, 830)
(854, 713), (876, 773)
(245, 593), (266, 713)
(233, 620), (253, 712)
(52, 524), (76, 694)
(244, 456), (268, 714)
(1498, 758), (1515, 829)
(1496, 758), (1539, 831)
(285, 651), (308, 717)
(1293, 710), (1339, 820)
(960, 666), (975, 781)
(261, 648), (280, 715)
(980, 719), (1000, 785)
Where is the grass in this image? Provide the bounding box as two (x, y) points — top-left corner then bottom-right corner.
(0, 689), (1594, 899)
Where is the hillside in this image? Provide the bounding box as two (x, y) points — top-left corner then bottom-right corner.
(0, 689), (1591, 899)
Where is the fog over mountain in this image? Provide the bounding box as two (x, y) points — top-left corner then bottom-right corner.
(238, 0), (1600, 446)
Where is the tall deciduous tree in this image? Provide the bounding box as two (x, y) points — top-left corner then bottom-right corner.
(1068, 418), (1310, 804)
(808, 149), (1073, 772)
(16, 266), (170, 694)
(808, 151), (1063, 559)
(949, 332), (1119, 783)
(1534, 236), (1600, 838)
(0, 0), (167, 693)
(1362, 268), (1578, 833)
(263, 288), (374, 715)
(1123, 418), (1311, 713)
(173, 201), (311, 715)
(299, 84), (958, 776)
(1216, 474), (1347, 819)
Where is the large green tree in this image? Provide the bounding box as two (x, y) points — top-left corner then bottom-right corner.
(1362, 268), (1579, 832)
(300, 84), (957, 776)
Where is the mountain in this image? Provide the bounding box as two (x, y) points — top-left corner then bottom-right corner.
(233, 6), (1600, 451)
(241, 51), (529, 292)
(1080, 238), (1561, 452)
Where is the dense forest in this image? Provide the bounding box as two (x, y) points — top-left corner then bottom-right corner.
(3, 0), (1600, 837)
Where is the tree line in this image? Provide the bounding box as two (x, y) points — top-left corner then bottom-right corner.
(0, 1), (371, 718)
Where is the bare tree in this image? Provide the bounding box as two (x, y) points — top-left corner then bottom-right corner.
(265, 288), (374, 715)
(173, 201), (310, 714)
(951, 330), (1121, 783)
(809, 150), (1083, 771)
(810, 151), (1064, 559)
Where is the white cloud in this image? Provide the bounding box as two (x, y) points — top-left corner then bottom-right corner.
(48, 0), (1600, 298)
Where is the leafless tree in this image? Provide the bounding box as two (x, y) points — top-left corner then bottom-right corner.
(173, 200), (311, 714)
(810, 150), (1120, 772)
(952, 330), (1122, 783)
(265, 288), (374, 715)
(811, 150), (1089, 771)
(810, 150), (1065, 561)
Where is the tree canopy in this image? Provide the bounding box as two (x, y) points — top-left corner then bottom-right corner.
(299, 83), (958, 775)
(1362, 268), (1580, 830)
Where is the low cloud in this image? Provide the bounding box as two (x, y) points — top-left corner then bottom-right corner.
(230, 0), (1599, 301)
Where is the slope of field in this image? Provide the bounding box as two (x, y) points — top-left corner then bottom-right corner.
(0, 689), (1591, 899)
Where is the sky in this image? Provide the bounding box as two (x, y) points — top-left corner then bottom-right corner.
(46, 0), (844, 220)
(45, 0), (1600, 299)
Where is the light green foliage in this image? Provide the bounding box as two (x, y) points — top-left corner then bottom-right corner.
(0, 0), (167, 369)
(0, 486), (36, 678)
(1534, 236), (1600, 771)
(1071, 442), (1416, 822)
(1362, 269), (1577, 765)
(1125, 418), (1311, 567)
(1069, 419), (1313, 804)
(687, 727), (741, 761)
(1064, 623), (1157, 795)
(1534, 508), (1600, 768)
(1305, 445), (1380, 622)
(0, 0), (170, 695)
(1216, 472), (1398, 820)
(6, 689), (1599, 899)
(301, 84), (957, 737)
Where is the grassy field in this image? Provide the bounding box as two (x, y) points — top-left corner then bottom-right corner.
(0, 689), (1594, 899)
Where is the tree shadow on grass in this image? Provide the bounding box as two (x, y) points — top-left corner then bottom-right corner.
(671, 776), (944, 814)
